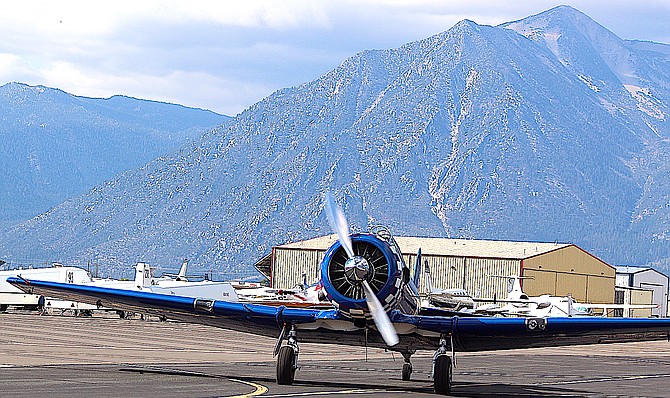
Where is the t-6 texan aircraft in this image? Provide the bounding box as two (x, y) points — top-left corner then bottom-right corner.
(8, 193), (670, 395)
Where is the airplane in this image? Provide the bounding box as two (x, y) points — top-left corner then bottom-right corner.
(160, 258), (192, 281)
(233, 280), (331, 309)
(8, 192), (670, 395)
(420, 260), (477, 313)
(473, 276), (659, 317)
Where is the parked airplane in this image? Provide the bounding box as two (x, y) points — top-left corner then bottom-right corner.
(233, 277), (329, 308)
(420, 261), (476, 313)
(0, 264), (93, 312)
(161, 258), (191, 281)
(8, 193), (670, 395)
(474, 276), (658, 317)
(91, 262), (239, 302)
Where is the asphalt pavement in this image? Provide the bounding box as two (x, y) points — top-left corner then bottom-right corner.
(1, 311), (669, 397)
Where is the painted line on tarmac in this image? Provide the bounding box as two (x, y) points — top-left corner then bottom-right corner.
(119, 365), (269, 398)
(224, 378), (268, 397)
(534, 373), (670, 385)
(260, 389), (405, 397)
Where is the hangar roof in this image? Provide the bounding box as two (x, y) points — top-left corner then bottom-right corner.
(276, 234), (572, 260)
(616, 266), (669, 279)
(615, 266), (651, 274)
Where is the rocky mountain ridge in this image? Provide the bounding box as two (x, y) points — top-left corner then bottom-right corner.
(0, 82), (230, 226)
(2, 6), (670, 278)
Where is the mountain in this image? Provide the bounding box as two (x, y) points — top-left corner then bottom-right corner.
(0, 82), (231, 226)
(2, 6), (670, 278)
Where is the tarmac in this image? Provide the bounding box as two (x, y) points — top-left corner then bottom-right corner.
(1, 310), (670, 397)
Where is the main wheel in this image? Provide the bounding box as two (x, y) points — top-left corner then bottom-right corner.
(276, 346), (296, 385)
(402, 362), (412, 381)
(433, 355), (452, 395)
(0, 304), (7, 312)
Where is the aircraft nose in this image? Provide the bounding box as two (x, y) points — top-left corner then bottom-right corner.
(344, 256), (370, 283)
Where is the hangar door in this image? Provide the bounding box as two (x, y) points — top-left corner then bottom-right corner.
(522, 245), (614, 303)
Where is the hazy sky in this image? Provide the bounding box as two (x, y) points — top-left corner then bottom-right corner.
(1, 1), (668, 115)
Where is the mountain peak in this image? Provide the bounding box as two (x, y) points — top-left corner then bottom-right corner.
(2, 7), (670, 277)
(500, 5), (649, 89)
(537, 4), (592, 22)
(1, 82), (63, 99)
(500, 4), (614, 42)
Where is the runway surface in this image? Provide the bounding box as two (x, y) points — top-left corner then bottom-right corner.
(2, 310), (670, 397)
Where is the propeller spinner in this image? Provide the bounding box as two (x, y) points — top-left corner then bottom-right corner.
(324, 192), (399, 347)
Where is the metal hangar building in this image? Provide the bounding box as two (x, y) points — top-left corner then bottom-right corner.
(616, 266), (669, 317)
(255, 235), (616, 303)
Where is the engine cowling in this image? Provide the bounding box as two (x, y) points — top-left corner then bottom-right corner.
(320, 233), (404, 320)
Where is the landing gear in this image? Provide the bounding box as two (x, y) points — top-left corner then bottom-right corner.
(402, 363), (412, 381)
(401, 351), (413, 381)
(276, 325), (299, 385)
(277, 346), (297, 384)
(432, 335), (453, 395)
(433, 355), (452, 395)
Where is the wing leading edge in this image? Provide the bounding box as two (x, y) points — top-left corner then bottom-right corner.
(8, 277), (670, 353)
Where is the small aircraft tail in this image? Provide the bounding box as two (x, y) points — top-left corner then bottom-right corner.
(177, 259), (188, 281)
(411, 248), (422, 289)
(490, 275), (530, 301)
(508, 276), (525, 300)
(134, 262), (153, 289)
(424, 259), (437, 294)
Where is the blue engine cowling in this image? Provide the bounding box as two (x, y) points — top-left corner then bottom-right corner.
(320, 233), (405, 320)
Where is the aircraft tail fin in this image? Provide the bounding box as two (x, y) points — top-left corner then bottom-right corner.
(134, 262), (153, 289)
(424, 259), (436, 294)
(177, 259), (188, 281)
(411, 248), (422, 289)
(490, 275), (531, 301)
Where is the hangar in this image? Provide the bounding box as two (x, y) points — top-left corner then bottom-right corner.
(616, 266), (669, 317)
(255, 235), (616, 304)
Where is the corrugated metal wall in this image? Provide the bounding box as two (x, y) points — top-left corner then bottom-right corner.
(271, 240), (615, 306)
(272, 248), (324, 289)
(403, 253), (520, 300)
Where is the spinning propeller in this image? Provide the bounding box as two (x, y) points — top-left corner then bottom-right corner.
(324, 192), (399, 347)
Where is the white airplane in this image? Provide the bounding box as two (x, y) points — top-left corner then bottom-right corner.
(233, 273), (331, 308)
(161, 258), (191, 281)
(474, 276), (658, 317)
(91, 262), (239, 302)
(1, 261), (240, 316)
(420, 260), (476, 313)
(8, 193), (670, 395)
(0, 264), (94, 312)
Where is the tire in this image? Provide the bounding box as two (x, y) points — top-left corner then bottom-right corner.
(276, 346), (296, 385)
(433, 355), (452, 395)
(402, 362), (412, 381)
(0, 304), (7, 312)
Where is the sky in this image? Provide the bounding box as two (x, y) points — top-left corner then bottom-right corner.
(1, 1), (668, 116)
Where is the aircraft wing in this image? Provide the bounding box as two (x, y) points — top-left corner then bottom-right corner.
(8, 277), (670, 353)
(578, 303), (659, 309)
